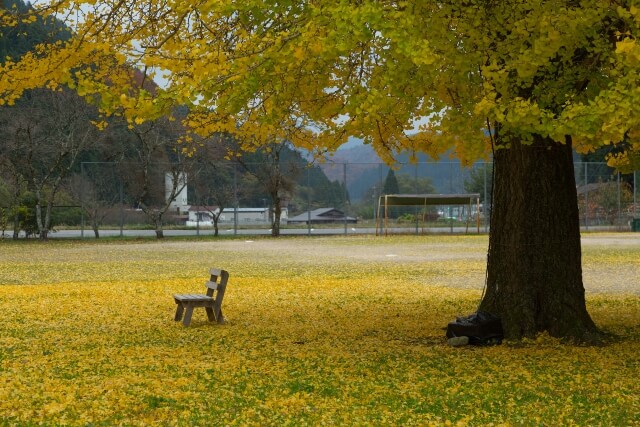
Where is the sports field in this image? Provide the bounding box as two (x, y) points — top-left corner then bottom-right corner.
(0, 234), (639, 425)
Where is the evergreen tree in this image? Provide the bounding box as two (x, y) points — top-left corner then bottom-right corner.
(382, 169), (400, 195)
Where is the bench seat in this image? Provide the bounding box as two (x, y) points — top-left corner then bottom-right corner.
(174, 268), (229, 327)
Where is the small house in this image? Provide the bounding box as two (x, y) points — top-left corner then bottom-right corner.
(287, 208), (357, 225)
(186, 206), (221, 227)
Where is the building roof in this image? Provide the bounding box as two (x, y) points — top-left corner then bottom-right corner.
(288, 208), (356, 223)
(188, 205), (218, 212)
(233, 208), (269, 213)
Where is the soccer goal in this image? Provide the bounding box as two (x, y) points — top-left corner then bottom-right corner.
(376, 193), (482, 235)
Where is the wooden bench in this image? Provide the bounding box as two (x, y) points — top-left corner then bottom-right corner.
(173, 268), (229, 327)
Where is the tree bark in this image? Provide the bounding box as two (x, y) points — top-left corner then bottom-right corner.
(479, 135), (599, 342)
(153, 215), (164, 239)
(213, 217), (219, 237)
(12, 183), (20, 239)
(35, 197), (49, 240)
(12, 212), (20, 240)
(272, 194), (281, 237)
(42, 199), (54, 241)
(213, 208), (223, 237)
(89, 208), (101, 238)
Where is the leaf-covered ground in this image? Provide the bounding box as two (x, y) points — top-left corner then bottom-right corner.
(0, 234), (639, 426)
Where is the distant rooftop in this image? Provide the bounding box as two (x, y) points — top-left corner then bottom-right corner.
(288, 208), (357, 224)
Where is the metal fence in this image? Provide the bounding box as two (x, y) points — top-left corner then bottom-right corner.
(3, 161), (638, 238)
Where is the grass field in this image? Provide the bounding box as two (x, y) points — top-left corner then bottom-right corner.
(1, 234), (639, 426)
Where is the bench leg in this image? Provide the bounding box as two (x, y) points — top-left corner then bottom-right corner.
(205, 306), (215, 322)
(216, 307), (225, 324)
(183, 306), (195, 327)
(174, 304), (185, 322)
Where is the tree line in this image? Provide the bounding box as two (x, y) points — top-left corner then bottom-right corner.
(0, 0), (348, 239)
(0, 86), (349, 239)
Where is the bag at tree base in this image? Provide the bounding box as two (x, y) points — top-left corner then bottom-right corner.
(446, 311), (504, 345)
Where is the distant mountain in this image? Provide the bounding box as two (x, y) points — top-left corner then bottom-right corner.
(324, 144), (381, 168)
(320, 144), (385, 201)
(319, 144), (470, 201)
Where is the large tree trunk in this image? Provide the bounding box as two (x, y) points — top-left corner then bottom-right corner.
(479, 135), (599, 342)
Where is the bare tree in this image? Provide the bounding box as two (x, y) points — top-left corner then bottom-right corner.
(237, 140), (300, 237)
(0, 152), (27, 239)
(191, 137), (236, 236)
(0, 89), (97, 239)
(67, 166), (121, 238)
(117, 117), (192, 239)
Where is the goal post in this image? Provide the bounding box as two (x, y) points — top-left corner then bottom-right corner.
(376, 194), (481, 236)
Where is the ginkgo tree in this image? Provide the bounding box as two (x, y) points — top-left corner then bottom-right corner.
(2, 0), (640, 341)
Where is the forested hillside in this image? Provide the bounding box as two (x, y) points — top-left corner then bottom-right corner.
(323, 144), (470, 201)
(0, 0), (69, 62)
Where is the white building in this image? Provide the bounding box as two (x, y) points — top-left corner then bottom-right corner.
(186, 206), (221, 227)
(166, 172), (188, 214)
(185, 206), (289, 227)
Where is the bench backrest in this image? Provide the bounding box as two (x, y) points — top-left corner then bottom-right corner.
(205, 268), (229, 297)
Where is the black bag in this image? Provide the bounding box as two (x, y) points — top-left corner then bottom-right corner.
(446, 311), (503, 345)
